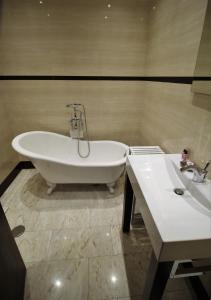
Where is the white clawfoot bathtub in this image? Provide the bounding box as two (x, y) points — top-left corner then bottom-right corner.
(12, 131), (128, 194)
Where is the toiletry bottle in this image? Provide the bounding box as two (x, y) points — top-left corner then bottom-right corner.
(180, 149), (189, 167)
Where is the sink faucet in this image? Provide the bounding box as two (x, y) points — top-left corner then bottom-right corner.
(180, 160), (211, 183)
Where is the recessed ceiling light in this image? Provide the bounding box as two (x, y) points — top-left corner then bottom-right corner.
(54, 280), (62, 288)
(107, 4), (111, 8)
(111, 275), (117, 283)
(104, 15), (108, 19)
(152, 6), (156, 10)
(39, 0), (43, 4)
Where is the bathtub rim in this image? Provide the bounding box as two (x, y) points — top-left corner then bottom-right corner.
(12, 131), (129, 168)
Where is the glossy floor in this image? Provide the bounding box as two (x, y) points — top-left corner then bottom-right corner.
(1, 170), (194, 300)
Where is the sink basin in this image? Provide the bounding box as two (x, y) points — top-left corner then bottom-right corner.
(127, 153), (211, 261)
(166, 155), (211, 213)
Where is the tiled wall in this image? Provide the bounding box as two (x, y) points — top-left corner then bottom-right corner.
(142, 82), (211, 167)
(141, 0), (211, 169)
(0, 101), (18, 181)
(192, 0), (211, 94)
(0, 80), (145, 146)
(0, 0), (149, 75)
(145, 0), (207, 76)
(0, 0), (150, 176)
(194, 0), (211, 77)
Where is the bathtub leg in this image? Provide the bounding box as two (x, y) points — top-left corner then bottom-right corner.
(107, 182), (116, 194)
(46, 182), (56, 195)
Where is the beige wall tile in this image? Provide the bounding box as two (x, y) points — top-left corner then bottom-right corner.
(141, 0), (211, 179)
(146, 0), (208, 76)
(0, 80), (145, 146)
(3, 79), (211, 177)
(194, 0), (211, 76)
(0, 0), (207, 76)
(0, 0), (150, 75)
(141, 81), (211, 172)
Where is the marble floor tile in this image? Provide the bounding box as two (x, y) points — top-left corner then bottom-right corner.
(24, 258), (88, 300)
(117, 297), (142, 300)
(162, 289), (194, 300)
(48, 226), (114, 260)
(111, 225), (151, 256)
(137, 245), (152, 272)
(89, 255), (130, 300)
(5, 208), (39, 231)
(115, 205), (124, 225)
(166, 278), (189, 292)
(5, 208), (70, 232)
(88, 254), (145, 299)
(111, 226), (152, 272)
(123, 253), (147, 296)
(15, 230), (52, 263)
(5, 207), (89, 232)
(89, 208), (121, 227)
(21, 172), (122, 211)
(33, 211), (68, 231)
(5, 209), (25, 230)
(88, 298), (117, 300)
(65, 208), (90, 228)
(115, 194), (124, 206)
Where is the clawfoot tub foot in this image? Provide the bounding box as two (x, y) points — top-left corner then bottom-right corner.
(46, 182), (56, 195)
(107, 182), (116, 194)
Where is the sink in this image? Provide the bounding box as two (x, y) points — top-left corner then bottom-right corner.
(127, 153), (211, 261)
(166, 155), (211, 213)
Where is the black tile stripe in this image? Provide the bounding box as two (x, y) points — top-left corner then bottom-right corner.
(0, 167), (21, 198)
(0, 161), (34, 197)
(0, 76), (211, 84)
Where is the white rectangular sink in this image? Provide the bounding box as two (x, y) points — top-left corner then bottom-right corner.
(127, 154), (211, 261)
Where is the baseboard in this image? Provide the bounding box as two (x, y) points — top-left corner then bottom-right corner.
(0, 161), (34, 197)
(18, 161), (35, 169)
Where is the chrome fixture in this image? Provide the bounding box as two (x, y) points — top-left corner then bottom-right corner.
(66, 103), (90, 158)
(180, 160), (211, 183)
(66, 103), (83, 137)
(174, 188), (184, 196)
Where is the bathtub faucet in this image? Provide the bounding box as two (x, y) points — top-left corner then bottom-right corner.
(180, 160), (211, 183)
(70, 117), (80, 130)
(66, 104), (83, 136)
(66, 103), (91, 158)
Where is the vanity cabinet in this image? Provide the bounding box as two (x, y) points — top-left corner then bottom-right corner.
(122, 155), (211, 300)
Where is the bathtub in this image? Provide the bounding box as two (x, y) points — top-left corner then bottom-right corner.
(12, 131), (128, 194)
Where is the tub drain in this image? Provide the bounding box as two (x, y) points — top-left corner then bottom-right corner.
(12, 225), (25, 238)
(174, 188), (184, 196)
